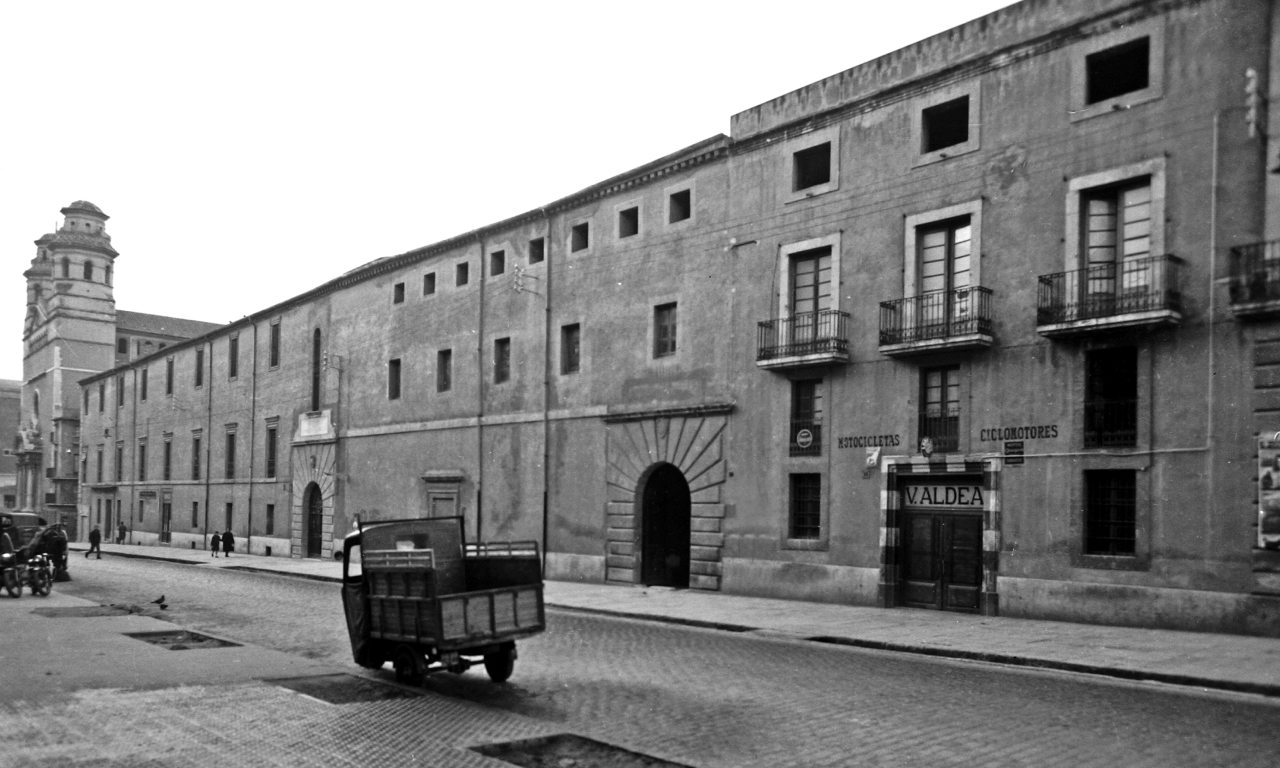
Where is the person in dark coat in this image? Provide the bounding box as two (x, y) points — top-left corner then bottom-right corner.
(210, 531), (221, 557)
(116, 521), (126, 545)
(86, 525), (101, 559)
(222, 529), (235, 557)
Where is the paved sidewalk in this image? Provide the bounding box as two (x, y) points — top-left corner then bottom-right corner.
(70, 541), (1280, 698)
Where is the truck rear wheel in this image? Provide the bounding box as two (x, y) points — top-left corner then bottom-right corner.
(393, 646), (423, 686)
(484, 643), (516, 683)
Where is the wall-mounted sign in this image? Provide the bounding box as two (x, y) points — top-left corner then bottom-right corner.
(795, 429), (814, 450)
(837, 434), (901, 449)
(1004, 441), (1024, 466)
(979, 425), (1058, 442)
(902, 484), (985, 509)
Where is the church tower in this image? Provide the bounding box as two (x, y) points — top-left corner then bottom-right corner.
(16, 201), (119, 530)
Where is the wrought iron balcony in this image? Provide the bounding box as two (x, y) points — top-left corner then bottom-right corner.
(879, 287), (994, 356)
(1083, 398), (1137, 448)
(1036, 254), (1182, 336)
(757, 310), (850, 370)
(918, 406), (960, 454)
(789, 420), (822, 457)
(1229, 241), (1280, 319)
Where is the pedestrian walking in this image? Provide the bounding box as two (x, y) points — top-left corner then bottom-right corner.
(86, 525), (101, 559)
(222, 529), (235, 557)
(116, 521), (126, 545)
(210, 531), (221, 557)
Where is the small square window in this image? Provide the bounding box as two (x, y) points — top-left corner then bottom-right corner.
(494, 338), (511, 384)
(424, 272), (436, 295)
(393, 282), (405, 304)
(669, 189), (691, 223)
(561, 324), (580, 375)
(437, 349), (452, 392)
(571, 222), (589, 252)
(490, 250), (505, 277)
(922, 96), (969, 153)
(793, 143), (831, 192)
(456, 263), (469, 286)
(1086, 37), (1150, 105)
(388, 358), (401, 400)
(619, 207), (639, 238)
(529, 237), (545, 264)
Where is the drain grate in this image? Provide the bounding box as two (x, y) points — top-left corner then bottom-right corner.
(473, 734), (693, 768)
(125, 630), (240, 650)
(32, 605), (134, 618)
(270, 674), (420, 704)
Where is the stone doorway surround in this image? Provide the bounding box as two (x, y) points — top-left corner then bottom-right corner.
(291, 441), (336, 559)
(603, 404), (732, 590)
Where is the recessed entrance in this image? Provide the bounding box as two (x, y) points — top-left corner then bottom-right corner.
(304, 481), (323, 558)
(640, 463), (691, 588)
(902, 512), (982, 612)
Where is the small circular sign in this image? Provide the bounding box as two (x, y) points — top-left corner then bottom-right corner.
(796, 429), (814, 449)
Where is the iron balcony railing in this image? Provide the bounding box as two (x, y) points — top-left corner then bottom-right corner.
(1083, 398), (1137, 448)
(1229, 240), (1280, 306)
(789, 420), (822, 457)
(757, 309), (850, 362)
(1037, 254), (1181, 326)
(880, 287), (993, 346)
(918, 406), (960, 454)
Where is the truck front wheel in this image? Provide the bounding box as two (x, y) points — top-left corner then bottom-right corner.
(484, 643), (516, 683)
(393, 646), (424, 686)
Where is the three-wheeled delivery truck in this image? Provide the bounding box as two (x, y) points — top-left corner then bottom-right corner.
(341, 516), (545, 684)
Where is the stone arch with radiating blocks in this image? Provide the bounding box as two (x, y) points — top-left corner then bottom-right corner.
(602, 404), (733, 590)
(291, 441), (336, 558)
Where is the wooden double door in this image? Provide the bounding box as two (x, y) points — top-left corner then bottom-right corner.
(902, 511), (982, 612)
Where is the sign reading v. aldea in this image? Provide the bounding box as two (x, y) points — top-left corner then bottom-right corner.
(902, 484), (985, 508)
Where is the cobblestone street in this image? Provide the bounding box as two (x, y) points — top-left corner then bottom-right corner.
(2, 556), (1277, 767)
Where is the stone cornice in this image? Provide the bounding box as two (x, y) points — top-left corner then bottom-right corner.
(602, 403), (735, 424)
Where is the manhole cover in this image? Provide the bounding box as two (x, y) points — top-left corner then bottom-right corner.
(125, 630), (240, 650)
(31, 605), (134, 618)
(473, 734), (693, 768)
(270, 674), (421, 704)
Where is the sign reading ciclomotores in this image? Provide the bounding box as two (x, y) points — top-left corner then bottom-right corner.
(901, 484), (985, 509)
(978, 425), (1058, 441)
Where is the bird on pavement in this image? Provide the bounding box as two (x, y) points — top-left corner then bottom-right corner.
(159, 604), (168, 610)
(151, 595), (165, 604)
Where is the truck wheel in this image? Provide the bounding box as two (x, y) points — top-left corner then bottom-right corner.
(393, 646), (423, 686)
(484, 643), (516, 683)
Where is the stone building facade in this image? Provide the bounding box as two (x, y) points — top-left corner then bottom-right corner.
(71, 0), (1280, 635)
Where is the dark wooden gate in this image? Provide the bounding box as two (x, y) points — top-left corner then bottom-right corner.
(305, 483), (323, 558)
(902, 512), (982, 612)
(160, 502), (172, 544)
(640, 463), (691, 588)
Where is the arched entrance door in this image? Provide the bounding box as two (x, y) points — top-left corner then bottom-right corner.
(304, 482), (323, 558)
(640, 463), (691, 588)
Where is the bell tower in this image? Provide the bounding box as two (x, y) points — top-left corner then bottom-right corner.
(17, 201), (119, 529)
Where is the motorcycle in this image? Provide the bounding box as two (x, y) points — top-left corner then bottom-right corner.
(25, 553), (52, 597)
(0, 551), (23, 598)
(0, 552), (52, 598)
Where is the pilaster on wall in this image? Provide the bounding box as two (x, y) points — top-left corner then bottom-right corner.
(602, 404), (732, 590)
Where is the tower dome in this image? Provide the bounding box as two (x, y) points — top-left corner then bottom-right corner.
(60, 200), (107, 219)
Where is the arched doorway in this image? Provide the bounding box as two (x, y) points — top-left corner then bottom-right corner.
(640, 463), (691, 588)
(304, 482), (323, 558)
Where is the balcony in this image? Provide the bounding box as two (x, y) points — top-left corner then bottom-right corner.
(1037, 255), (1182, 337)
(789, 420), (822, 457)
(1229, 241), (1280, 319)
(1083, 398), (1137, 448)
(757, 310), (850, 370)
(918, 406), (960, 454)
(879, 287), (994, 356)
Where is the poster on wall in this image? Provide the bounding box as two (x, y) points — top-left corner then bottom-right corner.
(1258, 435), (1280, 549)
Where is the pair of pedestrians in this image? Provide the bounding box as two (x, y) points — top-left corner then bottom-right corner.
(210, 530), (236, 558)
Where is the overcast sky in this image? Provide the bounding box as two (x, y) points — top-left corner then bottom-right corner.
(1, 1), (1016, 382)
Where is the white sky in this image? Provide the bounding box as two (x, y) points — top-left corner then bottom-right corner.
(1, 0), (1017, 382)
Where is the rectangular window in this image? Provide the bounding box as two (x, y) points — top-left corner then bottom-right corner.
(225, 502), (233, 531)
(228, 336), (239, 379)
(265, 426), (277, 479)
(388, 358), (402, 400)
(1080, 180), (1153, 302)
(269, 323), (281, 368)
(266, 504), (275, 536)
(117, 337), (128, 354)
(920, 367), (960, 453)
(117, 375), (124, 407)
(140, 368), (148, 401)
(528, 237), (545, 264)
(1086, 37), (1150, 105)
(225, 431), (236, 479)
(138, 442), (147, 482)
(83, 261), (93, 281)
(561, 323), (580, 374)
(669, 189), (691, 223)
(424, 272), (436, 295)
(619, 207), (639, 238)
(165, 358), (174, 395)
(793, 142), (832, 191)
(437, 349), (452, 393)
(922, 95), (969, 153)
(490, 250), (505, 277)
(654, 303), (677, 358)
(99, 382), (105, 412)
(571, 222), (589, 252)
(83, 387), (89, 412)
(96, 447), (103, 483)
(1084, 347), (1138, 448)
(790, 380), (823, 457)
(163, 440), (172, 481)
(192, 501), (200, 528)
(494, 338), (511, 384)
(456, 263), (469, 286)
(195, 349), (204, 387)
(393, 282), (405, 304)
(115, 445), (123, 482)
(1084, 470), (1137, 555)
(192, 436), (202, 480)
(789, 473), (822, 540)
